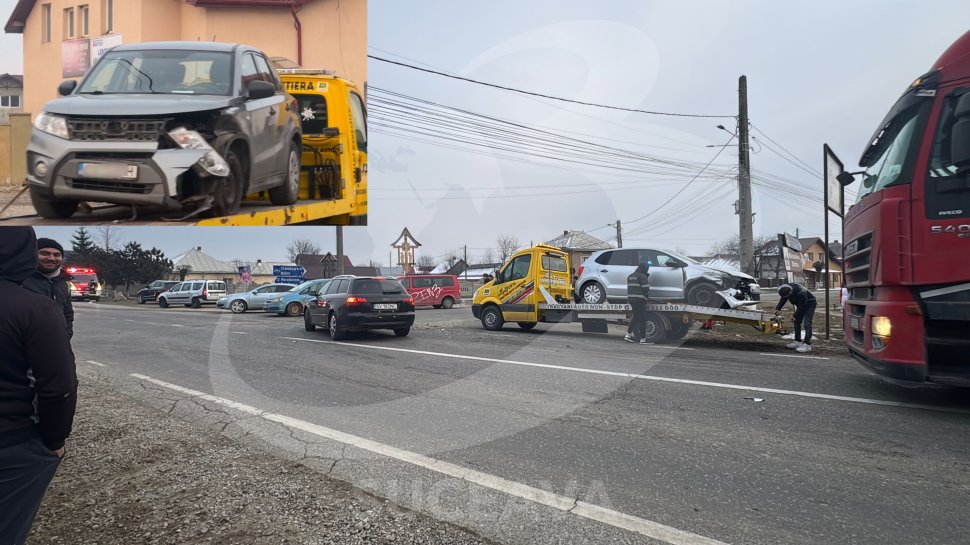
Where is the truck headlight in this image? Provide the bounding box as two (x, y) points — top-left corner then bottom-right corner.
(34, 113), (69, 139)
(168, 127), (230, 176)
(871, 316), (891, 337)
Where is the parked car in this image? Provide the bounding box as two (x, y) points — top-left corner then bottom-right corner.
(574, 248), (760, 307)
(157, 279), (228, 308)
(217, 283), (295, 313)
(397, 274), (461, 309)
(26, 41), (303, 219)
(264, 278), (334, 317)
(305, 277), (415, 340)
(137, 280), (180, 304)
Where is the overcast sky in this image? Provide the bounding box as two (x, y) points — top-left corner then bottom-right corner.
(9, 1), (970, 265)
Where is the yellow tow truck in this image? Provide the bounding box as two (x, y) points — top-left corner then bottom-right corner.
(472, 244), (780, 342)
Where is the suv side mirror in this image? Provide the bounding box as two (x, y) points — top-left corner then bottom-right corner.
(248, 80), (276, 100)
(58, 80), (77, 96)
(951, 93), (970, 167)
(667, 259), (686, 268)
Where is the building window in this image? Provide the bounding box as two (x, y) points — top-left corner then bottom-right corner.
(64, 7), (75, 39)
(80, 5), (89, 37)
(0, 95), (21, 108)
(42, 4), (52, 43)
(103, 0), (113, 33)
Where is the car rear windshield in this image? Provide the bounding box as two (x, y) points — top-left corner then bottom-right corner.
(208, 282), (226, 290)
(353, 279), (407, 295)
(72, 273), (98, 283)
(78, 49), (233, 95)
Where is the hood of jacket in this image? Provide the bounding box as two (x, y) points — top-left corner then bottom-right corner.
(0, 227), (38, 284)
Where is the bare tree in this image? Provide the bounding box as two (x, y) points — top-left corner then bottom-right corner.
(708, 235), (779, 277)
(479, 248), (495, 264)
(417, 254), (436, 270)
(286, 239), (321, 263)
(96, 226), (123, 250)
(175, 264), (192, 281)
(444, 249), (460, 269)
(368, 259), (383, 270)
(496, 234), (520, 263)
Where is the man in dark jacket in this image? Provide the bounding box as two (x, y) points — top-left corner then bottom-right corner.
(775, 283), (818, 352)
(0, 227), (78, 544)
(624, 263), (651, 344)
(21, 237), (74, 338)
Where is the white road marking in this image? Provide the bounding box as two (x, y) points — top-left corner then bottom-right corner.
(283, 337), (970, 415)
(85, 360), (106, 367)
(759, 353), (829, 360)
(130, 373), (728, 545)
(232, 331), (249, 335)
(122, 318), (183, 328)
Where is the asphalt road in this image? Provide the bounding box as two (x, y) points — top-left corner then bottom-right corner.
(70, 302), (970, 545)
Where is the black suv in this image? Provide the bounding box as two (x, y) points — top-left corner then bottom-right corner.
(27, 41), (302, 219)
(305, 277), (415, 340)
(137, 280), (180, 304)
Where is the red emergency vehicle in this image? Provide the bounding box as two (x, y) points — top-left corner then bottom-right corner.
(66, 267), (102, 302)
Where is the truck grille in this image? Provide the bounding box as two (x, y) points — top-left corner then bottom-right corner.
(68, 118), (168, 142)
(844, 233), (873, 285)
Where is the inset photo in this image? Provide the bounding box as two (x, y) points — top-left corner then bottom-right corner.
(1, 0), (366, 225)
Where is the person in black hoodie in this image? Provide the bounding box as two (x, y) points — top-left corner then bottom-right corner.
(774, 283), (818, 353)
(21, 237), (74, 338)
(0, 227), (77, 544)
(624, 263), (651, 344)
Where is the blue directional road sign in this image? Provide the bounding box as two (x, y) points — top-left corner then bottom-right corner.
(274, 265), (306, 276)
(275, 276), (305, 285)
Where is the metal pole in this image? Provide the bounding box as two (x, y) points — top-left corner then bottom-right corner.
(738, 76), (754, 276)
(336, 226), (345, 276)
(823, 147), (830, 341)
(615, 220), (623, 248)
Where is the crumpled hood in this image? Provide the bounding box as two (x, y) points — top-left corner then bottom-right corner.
(43, 93), (239, 117)
(0, 227), (38, 284)
(694, 263), (756, 282)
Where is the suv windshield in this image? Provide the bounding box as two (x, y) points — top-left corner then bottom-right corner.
(354, 279), (407, 295)
(78, 49), (232, 95)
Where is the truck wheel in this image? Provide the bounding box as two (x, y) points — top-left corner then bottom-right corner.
(518, 322), (538, 331)
(687, 283), (719, 308)
(480, 306), (504, 331)
(441, 297), (455, 309)
(668, 321), (691, 340)
(158, 298), (169, 308)
(641, 313), (667, 343)
(29, 187), (79, 219)
(269, 141), (301, 205)
(209, 150), (244, 217)
(580, 282), (606, 304)
(286, 302), (302, 317)
(191, 298), (202, 309)
(230, 300), (248, 314)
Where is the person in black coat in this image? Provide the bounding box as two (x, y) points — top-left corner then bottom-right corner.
(624, 263), (651, 344)
(775, 283), (818, 352)
(0, 227), (77, 544)
(21, 238), (74, 338)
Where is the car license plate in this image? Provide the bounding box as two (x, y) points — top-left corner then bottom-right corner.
(374, 303), (396, 310)
(850, 316), (860, 329)
(77, 162), (139, 180)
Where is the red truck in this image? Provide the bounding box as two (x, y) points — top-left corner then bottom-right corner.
(841, 30), (970, 385)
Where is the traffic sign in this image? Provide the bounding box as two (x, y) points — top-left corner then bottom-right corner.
(273, 265), (306, 276)
(275, 276), (305, 285)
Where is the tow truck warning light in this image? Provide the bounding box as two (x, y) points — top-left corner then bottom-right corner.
(67, 267), (96, 274)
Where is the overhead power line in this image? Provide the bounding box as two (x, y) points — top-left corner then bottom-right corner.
(369, 55), (735, 119)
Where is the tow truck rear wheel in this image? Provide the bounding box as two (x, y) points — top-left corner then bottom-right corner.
(209, 150), (244, 217)
(269, 141), (301, 206)
(29, 187), (79, 219)
(518, 322), (538, 331)
(640, 312), (667, 343)
(580, 282), (606, 304)
(687, 282), (719, 308)
(668, 321), (691, 340)
(481, 305), (504, 331)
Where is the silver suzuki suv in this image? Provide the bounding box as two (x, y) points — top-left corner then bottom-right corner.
(573, 248), (760, 307)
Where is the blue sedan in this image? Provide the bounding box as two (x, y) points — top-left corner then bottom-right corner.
(264, 279), (333, 317)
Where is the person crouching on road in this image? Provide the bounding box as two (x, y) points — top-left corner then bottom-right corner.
(0, 227), (78, 544)
(21, 238), (75, 338)
(774, 283), (817, 353)
(624, 263), (651, 344)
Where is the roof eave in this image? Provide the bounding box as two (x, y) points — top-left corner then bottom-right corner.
(4, 0), (34, 34)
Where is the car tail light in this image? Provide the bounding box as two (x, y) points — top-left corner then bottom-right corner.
(408, 296), (415, 306)
(577, 266), (584, 277)
(346, 296), (367, 305)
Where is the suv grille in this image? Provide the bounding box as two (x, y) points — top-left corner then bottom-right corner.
(67, 179), (151, 194)
(68, 118), (168, 142)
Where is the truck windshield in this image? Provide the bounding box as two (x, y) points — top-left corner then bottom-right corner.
(856, 103), (926, 202)
(78, 50), (232, 95)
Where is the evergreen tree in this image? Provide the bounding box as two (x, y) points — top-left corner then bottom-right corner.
(69, 227), (98, 265)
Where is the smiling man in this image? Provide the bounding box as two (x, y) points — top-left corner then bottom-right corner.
(21, 238), (74, 339)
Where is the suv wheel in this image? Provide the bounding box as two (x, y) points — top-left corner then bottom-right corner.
(687, 283), (719, 308)
(329, 312), (346, 340)
(158, 297), (169, 308)
(269, 141), (301, 206)
(304, 310), (316, 331)
(191, 298), (202, 309)
(209, 150), (244, 217)
(29, 187), (79, 219)
(285, 301), (302, 317)
(394, 327), (410, 337)
(229, 300), (247, 313)
(581, 282), (606, 304)
(441, 297), (455, 309)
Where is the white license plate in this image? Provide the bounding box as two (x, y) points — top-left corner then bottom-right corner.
(850, 316), (860, 329)
(373, 303), (397, 310)
(77, 162), (139, 179)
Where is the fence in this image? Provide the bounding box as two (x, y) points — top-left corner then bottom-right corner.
(0, 113), (30, 191)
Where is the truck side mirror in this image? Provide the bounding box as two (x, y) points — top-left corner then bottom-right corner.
(951, 93), (970, 167)
(58, 80), (77, 96)
(836, 171), (856, 186)
(247, 80), (276, 100)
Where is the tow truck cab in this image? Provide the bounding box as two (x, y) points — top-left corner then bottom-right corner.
(472, 244), (573, 329)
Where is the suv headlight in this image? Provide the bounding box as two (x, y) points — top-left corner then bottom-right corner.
(748, 283), (761, 293)
(34, 113), (69, 139)
(168, 127), (230, 177)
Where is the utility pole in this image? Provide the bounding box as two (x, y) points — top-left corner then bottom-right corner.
(737, 75), (754, 276)
(615, 220), (623, 249)
(463, 245), (468, 281)
(336, 226), (345, 276)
